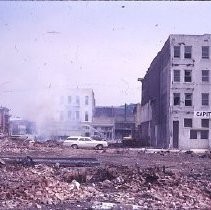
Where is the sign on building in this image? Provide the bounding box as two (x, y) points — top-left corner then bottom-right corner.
(194, 111), (211, 118)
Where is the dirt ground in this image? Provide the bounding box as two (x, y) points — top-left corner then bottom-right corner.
(0, 139), (211, 209)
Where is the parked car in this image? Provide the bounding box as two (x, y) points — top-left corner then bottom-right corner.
(63, 136), (108, 150)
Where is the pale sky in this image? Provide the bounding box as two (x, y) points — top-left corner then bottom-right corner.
(0, 1), (211, 119)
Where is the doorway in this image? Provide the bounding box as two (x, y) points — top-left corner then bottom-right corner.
(173, 121), (179, 148)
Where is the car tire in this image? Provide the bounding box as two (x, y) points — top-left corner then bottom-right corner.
(96, 144), (103, 150)
(71, 144), (78, 149)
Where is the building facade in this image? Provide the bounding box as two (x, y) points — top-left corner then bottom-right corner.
(0, 107), (10, 136)
(10, 117), (36, 136)
(92, 104), (136, 140)
(140, 34), (211, 149)
(46, 88), (95, 137)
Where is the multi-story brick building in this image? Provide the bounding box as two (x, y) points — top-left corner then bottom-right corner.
(140, 34), (211, 149)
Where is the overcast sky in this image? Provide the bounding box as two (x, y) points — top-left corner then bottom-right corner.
(0, 1), (211, 119)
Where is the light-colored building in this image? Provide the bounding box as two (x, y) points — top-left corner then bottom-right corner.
(47, 88), (95, 137)
(140, 34), (211, 149)
(0, 106), (10, 136)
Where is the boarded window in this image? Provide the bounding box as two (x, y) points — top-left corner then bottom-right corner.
(202, 93), (209, 106)
(173, 93), (180, 105)
(202, 70), (209, 82)
(185, 93), (192, 106)
(190, 130), (197, 139)
(202, 46), (209, 59)
(184, 118), (192, 127)
(174, 46), (180, 58)
(174, 70), (180, 82)
(184, 46), (192, 58)
(184, 70), (192, 82)
(201, 119), (209, 128)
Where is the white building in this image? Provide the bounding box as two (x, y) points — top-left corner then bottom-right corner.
(140, 34), (211, 149)
(46, 88), (95, 137)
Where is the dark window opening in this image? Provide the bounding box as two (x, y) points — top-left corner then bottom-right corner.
(85, 112), (89, 121)
(174, 46), (180, 58)
(202, 70), (209, 82)
(184, 118), (192, 127)
(174, 70), (180, 82)
(190, 130), (197, 139)
(201, 119), (209, 128)
(201, 130), (209, 139)
(184, 70), (192, 82)
(202, 46), (209, 59)
(173, 93), (180, 105)
(202, 93), (209, 106)
(184, 46), (192, 59)
(185, 93), (192, 106)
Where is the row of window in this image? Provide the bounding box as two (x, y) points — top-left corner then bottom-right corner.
(190, 130), (209, 139)
(60, 111), (89, 121)
(174, 93), (209, 106)
(184, 118), (209, 128)
(173, 70), (210, 82)
(174, 46), (210, 59)
(60, 96), (89, 105)
(182, 118), (209, 139)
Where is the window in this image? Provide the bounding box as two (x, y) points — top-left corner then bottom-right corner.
(184, 46), (192, 58)
(190, 130), (209, 139)
(85, 111), (89, 121)
(173, 93), (180, 105)
(173, 70), (180, 82)
(68, 96), (71, 104)
(85, 96), (89, 105)
(174, 46), (180, 58)
(76, 96), (80, 105)
(201, 130), (209, 139)
(184, 118), (192, 127)
(202, 46), (209, 59)
(68, 111), (72, 120)
(185, 93), (192, 106)
(202, 70), (209, 82)
(201, 119), (209, 128)
(60, 96), (64, 104)
(184, 70), (192, 82)
(60, 111), (64, 121)
(66, 137), (78, 141)
(190, 130), (197, 139)
(202, 93), (209, 106)
(75, 111), (80, 120)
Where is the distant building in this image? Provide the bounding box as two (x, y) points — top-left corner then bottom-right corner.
(92, 106), (115, 139)
(0, 107), (10, 136)
(47, 88), (95, 137)
(92, 104), (136, 140)
(10, 117), (36, 136)
(140, 34), (211, 149)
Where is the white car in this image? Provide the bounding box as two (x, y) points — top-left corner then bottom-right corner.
(63, 136), (108, 150)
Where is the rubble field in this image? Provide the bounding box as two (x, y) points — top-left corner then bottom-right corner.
(0, 139), (211, 209)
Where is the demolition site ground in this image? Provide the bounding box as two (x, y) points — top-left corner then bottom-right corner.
(0, 139), (211, 209)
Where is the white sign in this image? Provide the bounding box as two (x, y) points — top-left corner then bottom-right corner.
(194, 111), (211, 118)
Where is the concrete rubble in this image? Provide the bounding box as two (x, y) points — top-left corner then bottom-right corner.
(0, 139), (211, 209)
